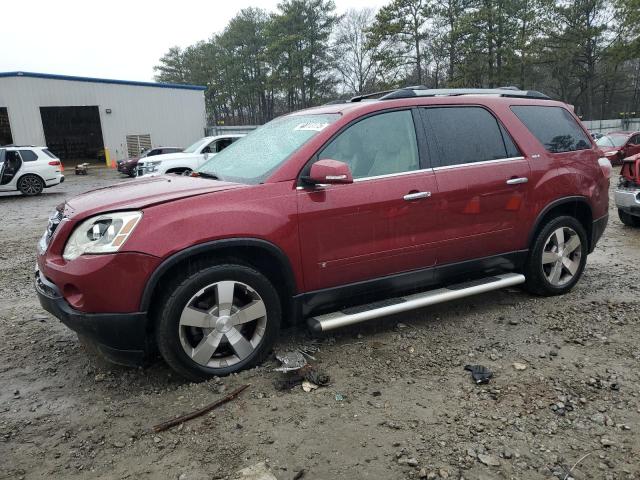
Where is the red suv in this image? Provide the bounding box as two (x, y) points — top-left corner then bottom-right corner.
(36, 87), (611, 381)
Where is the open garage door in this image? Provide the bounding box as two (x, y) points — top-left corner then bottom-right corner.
(40, 106), (104, 161)
(0, 107), (12, 145)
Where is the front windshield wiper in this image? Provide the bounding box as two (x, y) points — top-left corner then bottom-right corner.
(197, 172), (220, 180)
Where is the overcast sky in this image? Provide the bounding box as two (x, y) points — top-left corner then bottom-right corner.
(2, 0), (386, 83)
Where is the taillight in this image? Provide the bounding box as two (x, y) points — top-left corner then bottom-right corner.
(598, 157), (612, 179)
(48, 161), (60, 166)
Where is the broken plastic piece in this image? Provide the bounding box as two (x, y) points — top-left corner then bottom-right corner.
(275, 351), (307, 372)
(302, 380), (318, 392)
(464, 364), (493, 384)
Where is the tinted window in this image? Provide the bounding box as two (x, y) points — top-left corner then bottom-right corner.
(511, 106), (591, 153)
(318, 110), (419, 179)
(423, 107), (515, 167)
(214, 138), (233, 153)
(631, 135), (640, 145)
(19, 150), (38, 162)
(146, 149), (161, 157)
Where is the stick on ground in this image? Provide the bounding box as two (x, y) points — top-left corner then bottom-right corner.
(152, 384), (250, 433)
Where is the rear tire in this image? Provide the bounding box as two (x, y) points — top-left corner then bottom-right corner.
(18, 174), (44, 196)
(524, 216), (588, 296)
(155, 262), (281, 381)
(618, 208), (640, 227)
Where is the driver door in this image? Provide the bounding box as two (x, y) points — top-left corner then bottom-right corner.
(297, 109), (439, 292)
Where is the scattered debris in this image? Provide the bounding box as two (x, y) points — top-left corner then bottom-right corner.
(274, 365), (330, 392)
(152, 384), (250, 432)
(74, 163), (91, 175)
(464, 364), (493, 384)
(477, 454), (501, 467)
(600, 437), (615, 447)
(335, 393), (345, 401)
(563, 452), (593, 480)
(231, 462), (278, 480)
(397, 457), (419, 466)
(275, 351), (307, 372)
(292, 469), (306, 480)
(512, 362), (528, 371)
(302, 380), (318, 392)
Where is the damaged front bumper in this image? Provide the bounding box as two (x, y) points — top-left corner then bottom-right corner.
(35, 268), (150, 366)
(615, 187), (640, 216)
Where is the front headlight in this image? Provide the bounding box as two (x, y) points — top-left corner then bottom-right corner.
(63, 211), (143, 261)
(147, 160), (162, 172)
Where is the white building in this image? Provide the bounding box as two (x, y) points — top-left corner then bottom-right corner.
(0, 71), (206, 161)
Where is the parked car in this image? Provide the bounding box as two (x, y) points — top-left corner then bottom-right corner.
(117, 147), (183, 177)
(0, 146), (64, 196)
(596, 131), (640, 165)
(36, 87), (610, 381)
(136, 135), (244, 177)
(615, 152), (640, 227)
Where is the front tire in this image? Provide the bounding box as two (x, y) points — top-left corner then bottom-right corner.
(18, 175), (44, 196)
(155, 262), (281, 381)
(618, 208), (640, 227)
(524, 216), (588, 296)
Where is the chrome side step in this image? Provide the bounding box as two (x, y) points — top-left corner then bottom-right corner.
(307, 273), (525, 332)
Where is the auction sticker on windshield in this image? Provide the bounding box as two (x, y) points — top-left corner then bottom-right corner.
(294, 122), (330, 132)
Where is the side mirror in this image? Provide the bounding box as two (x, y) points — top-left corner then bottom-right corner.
(305, 159), (353, 185)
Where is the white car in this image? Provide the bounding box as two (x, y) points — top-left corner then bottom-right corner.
(0, 146), (64, 196)
(136, 134), (244, 177)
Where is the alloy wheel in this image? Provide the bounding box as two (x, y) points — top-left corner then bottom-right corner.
(20, 176), (43, 195)
(178, 280), (267, 368)
(541, 227), (582, 287)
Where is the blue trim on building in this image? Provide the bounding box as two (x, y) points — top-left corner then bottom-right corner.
(0, 71), (207, 91)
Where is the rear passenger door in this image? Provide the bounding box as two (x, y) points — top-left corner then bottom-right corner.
(420, 106), (531, 265)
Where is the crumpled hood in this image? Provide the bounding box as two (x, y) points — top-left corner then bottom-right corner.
(66, 175), (245, 218)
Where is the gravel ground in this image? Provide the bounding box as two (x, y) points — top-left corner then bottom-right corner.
(1, 168), (639, 480)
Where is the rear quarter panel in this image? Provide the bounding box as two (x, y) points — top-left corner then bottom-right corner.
(493, 101), (608, 230)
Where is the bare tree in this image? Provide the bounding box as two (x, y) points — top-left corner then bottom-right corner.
(333, 9), (381, 95)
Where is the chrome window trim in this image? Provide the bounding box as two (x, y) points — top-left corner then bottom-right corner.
(432, 156), (525, 171)
(295, 156), (527, 190)
(353, 168), (434, 182)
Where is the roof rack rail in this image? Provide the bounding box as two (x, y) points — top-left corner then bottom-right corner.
(379, 86), (550, 100)
(349, 88), (414, 102)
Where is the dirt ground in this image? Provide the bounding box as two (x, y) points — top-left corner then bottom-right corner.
(1, 168), (639, 480)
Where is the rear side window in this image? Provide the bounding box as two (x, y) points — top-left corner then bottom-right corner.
(422, 107), (519, 167)
(43, 149), (58, 159)
(19, 150), (38, 162)
(511, 106), (591, 153)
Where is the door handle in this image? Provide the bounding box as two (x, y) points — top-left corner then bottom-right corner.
(506, 177), (528, 185)
(403, 191), (432, 201)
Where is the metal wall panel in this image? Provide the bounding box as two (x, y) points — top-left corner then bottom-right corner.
(0, 76), (206, 160)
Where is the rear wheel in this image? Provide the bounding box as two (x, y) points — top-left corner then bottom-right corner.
(524, 216), (588, 296)
(18, 175), (44, 196)
(155, 262), (281, 381)
(618, 208), (640, 227)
